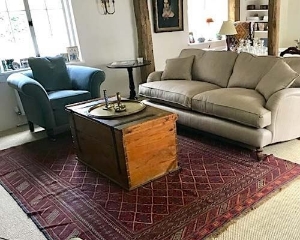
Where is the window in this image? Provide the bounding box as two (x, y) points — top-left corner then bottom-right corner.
(0, 0), (76, 70)
(188, 0), (228, 42)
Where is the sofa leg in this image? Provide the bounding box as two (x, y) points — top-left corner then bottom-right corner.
(46, 129), (56, 141)
(255, 147), (264, 161)
(28, 121), (34, 132)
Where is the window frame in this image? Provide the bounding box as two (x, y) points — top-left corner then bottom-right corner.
(0, 0), (76, 58)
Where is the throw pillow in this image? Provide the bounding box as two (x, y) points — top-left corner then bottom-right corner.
(161, 55), (194, 80)
(28, 56), (71, 91)
(255, 59), (299, 100)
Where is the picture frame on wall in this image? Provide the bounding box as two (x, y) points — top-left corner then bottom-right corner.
(152, 0), (183, 33)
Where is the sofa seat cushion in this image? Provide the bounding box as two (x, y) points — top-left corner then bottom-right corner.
(49, 90), (91, 110)
(139, 80), (220, 109)
(192, 88), (271, 128)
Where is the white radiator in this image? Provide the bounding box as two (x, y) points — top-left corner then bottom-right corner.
(14, 90), (25, 115)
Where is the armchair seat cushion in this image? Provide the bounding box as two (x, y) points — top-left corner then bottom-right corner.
(49, 90), (91, 110)
(139, 80), (220, 109)
(192, 88), (271, 128)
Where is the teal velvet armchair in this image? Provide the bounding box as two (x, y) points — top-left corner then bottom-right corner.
(7, 64), (105, 138)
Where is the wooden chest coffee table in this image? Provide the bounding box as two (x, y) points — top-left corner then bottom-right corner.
(66, 98), (179, 190)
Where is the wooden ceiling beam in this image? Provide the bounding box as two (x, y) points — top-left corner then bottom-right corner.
(133, 0), (155, 83)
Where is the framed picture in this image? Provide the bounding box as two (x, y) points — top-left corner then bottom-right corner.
(67, 46), (80, 62)
(152, 0), (183, 33)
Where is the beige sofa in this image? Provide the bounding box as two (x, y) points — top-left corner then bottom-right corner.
(139, 49), (300, 149)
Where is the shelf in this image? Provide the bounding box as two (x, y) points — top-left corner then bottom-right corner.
(255, 30), (268, 33)
(247, 9), (268, 11)
(246, 20), (268, 23)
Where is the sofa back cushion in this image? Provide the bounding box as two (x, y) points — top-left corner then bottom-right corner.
(283, 57), (300, 87)
(228, 53), (279, 89)
(192, 51), (238, 87)
(28, 56), (71, 91)
(161, 55), (194, 80)
(256, 59), (299, 99)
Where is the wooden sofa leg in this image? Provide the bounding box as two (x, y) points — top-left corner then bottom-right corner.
(255, 147), (264, 161)
(28, 121), (34, 132)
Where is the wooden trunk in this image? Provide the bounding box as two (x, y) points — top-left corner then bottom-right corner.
(66, 100), (179, 190)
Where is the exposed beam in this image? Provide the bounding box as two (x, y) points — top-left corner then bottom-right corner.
(133, 0), (155, 83)
(268, 0), (280, 56)
(228, 0), (240, 21)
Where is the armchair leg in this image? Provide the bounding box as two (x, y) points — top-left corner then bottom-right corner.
(28, 121), (34, 132)
(46, 129), (56, 141)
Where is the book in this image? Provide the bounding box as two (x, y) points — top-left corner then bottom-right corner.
(111, 60), (136, 66)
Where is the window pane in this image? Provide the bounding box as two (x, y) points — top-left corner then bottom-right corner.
(45, 0), (62, 10)
(0, 11), (35, 61)
(0, 0), (7, 12)
(188, 0), (228, 41)
(31, 9), (69, 56)
(6, 0), (25, 11)
(28, 0), (46, 10)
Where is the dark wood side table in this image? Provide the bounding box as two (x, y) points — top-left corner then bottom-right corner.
(107, 60), (151, 99)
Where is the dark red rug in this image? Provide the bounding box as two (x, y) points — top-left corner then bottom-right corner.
(1, 131), (300, 240)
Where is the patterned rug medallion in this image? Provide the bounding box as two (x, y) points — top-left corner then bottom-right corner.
(1, 131), (300, 240)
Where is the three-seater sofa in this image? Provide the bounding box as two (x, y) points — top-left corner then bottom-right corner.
(139, 49), (300, 149)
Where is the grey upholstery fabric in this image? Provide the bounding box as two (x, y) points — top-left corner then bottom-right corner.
(283, 57), (300, 87)
(143, 100), (272, 148)
(228, 53), (279, 89)
(266, 88), (300, 143)
(192, 88), (271, 128)
(192, 51), (238, 87)
(139, 80), (220, 109)
(138, 49), (300, 148)
(161, 56), (194, 80)
(256, 60), (298, 99)
(147, 71), (163, 82)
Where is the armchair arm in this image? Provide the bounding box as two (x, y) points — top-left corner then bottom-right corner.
(147, 71), (163, 82)
(7, 72), (55, 128)
(67, 65), (105, 98)
(266, 88), (300, 143)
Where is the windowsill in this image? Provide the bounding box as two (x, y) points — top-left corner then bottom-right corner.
(0, 61), (85, 82)
(188, 39), (226, 46)
(187, 39), (226, 51)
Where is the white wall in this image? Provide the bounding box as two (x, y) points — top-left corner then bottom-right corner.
(279, 0), (300, 48)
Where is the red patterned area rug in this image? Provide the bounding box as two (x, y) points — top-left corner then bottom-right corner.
(1, 132), (300, 240)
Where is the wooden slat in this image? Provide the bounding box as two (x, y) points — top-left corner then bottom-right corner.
(133, 0), (155, 83)
(268, 0), (281, 56)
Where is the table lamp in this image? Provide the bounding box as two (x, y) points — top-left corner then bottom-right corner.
(219, 20), (237, 51)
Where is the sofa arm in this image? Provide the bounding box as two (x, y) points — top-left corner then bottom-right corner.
(147, 71), (163, 82)
(67, 65), (106, 98)
(266, 88), (300, 143)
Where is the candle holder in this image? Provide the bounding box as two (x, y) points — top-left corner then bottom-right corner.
(113, 92), (126, 112)
(102, 90), (112, 110)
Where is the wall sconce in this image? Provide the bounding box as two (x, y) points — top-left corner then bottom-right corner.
(98, 0), (115, 15)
